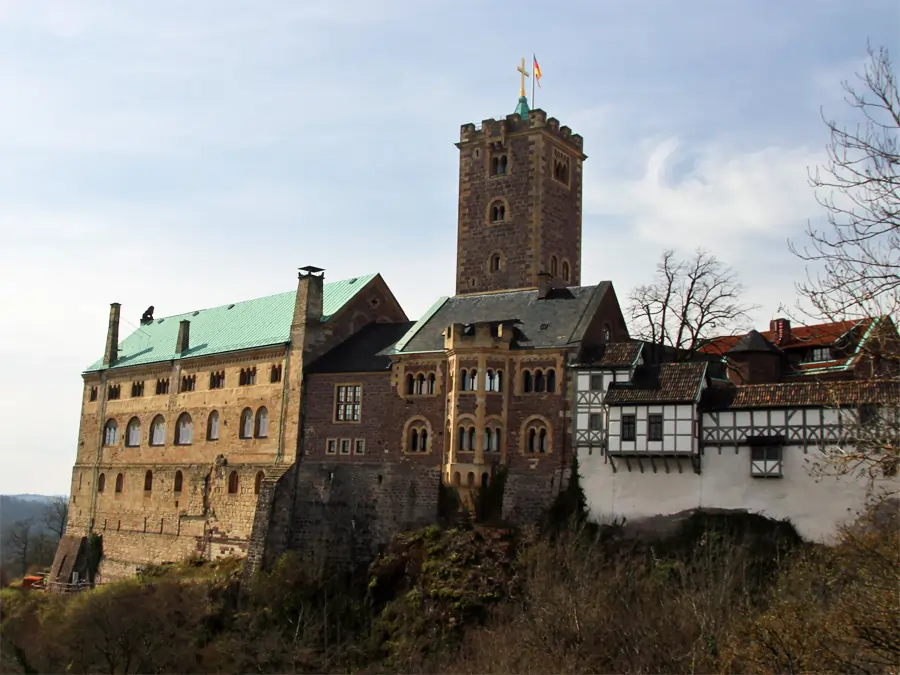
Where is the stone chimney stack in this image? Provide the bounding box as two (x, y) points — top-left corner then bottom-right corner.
(537, 271), (553, 300)
(103, 303), (121, 367)
(176, 320), (191, 354)
(291, 266), (326, 346)
(769, 318), (792, 346)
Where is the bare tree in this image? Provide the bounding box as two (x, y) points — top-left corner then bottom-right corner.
(4, 519), (33, 578)
(628, 248), (757, 358)
(43, 496), (69, 541)
(790, 43), (899, 324)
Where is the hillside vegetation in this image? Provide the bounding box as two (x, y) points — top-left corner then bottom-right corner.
(2, 497), (897, 674)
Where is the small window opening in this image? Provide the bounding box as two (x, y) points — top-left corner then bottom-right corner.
(489, 201), (506, 223)
(228, 471), (239, 494)
(144, 470), (153, 491)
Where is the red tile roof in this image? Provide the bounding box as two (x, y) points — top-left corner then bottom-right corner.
(700, 318), (873, 356)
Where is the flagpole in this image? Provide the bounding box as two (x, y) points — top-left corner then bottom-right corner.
(531, 56), (536, 109)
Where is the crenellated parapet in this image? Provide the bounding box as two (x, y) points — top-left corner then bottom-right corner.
(458, 108), (585, 156)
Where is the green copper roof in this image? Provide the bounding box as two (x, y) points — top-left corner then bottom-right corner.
(86, 273), (378, 373)
(514, 95), (530, 118)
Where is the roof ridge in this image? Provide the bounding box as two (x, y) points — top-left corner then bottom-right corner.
(145, 273), (379, 322)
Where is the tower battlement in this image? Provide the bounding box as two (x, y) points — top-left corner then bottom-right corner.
(458, 108), (584, 155)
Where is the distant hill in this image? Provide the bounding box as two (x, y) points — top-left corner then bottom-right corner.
(3, 494), (60, 503)
(1, 495), (60, 537)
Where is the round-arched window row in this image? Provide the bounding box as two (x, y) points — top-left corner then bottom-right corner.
(405, 372), (437, 396)
(521, 368), (557, 393)
(102, 407), (267, 449)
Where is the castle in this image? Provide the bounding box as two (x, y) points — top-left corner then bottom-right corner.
(50, 87), (899, 586)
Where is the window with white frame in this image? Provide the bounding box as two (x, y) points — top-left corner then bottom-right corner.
(175, 412), (193, 445)
(126, 417), (141, 447)
(335, 385), (361, 421)
(149, 415), (166, 446)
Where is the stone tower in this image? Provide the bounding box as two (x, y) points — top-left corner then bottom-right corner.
(455, 99), (587, 295)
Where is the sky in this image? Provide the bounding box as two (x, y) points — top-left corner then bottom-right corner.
(0, 0), (897, 495)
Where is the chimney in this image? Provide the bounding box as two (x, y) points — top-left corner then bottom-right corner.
(291, 266), (325, 342)
(537, 271), (553, 300)
(769, 318), (791, 346)
(176, 320), (191, 354)
(103, 303), (121, 367)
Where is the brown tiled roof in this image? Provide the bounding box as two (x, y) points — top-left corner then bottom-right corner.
(700, 318), (877, 357)
(596, 342), (643, 367)
(605, 362), (707, 404)
(703, 379), (900, 410)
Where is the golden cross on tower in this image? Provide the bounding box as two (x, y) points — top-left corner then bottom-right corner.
(516, 57), (530, 97)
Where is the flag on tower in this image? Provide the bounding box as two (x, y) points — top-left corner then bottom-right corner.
(533, 55), (542, 87)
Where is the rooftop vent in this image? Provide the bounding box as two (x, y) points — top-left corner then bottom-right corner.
(227, 304), (235, 310)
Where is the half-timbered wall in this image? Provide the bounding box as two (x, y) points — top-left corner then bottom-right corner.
(574, 369), (632, 449)
(578, 404), (899, 542)
(607, 404), (698, 455)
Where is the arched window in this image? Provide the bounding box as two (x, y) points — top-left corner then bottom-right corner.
(115, 473), (124, 493)
(468, 427), (476, 452)
(240, 408), (253, 439)
(453, 471), (461, 486)
(228, 471), (239, 494)
(534, 370), (546, 393)
(489, 200), (506, 223)
(468, 369), (478, 391)
(524, 421), (551, 454)
(415, 374), (425, 395)
(420, 429), (428, 452)
(207, 410), (220, 441)
(467, 472), (475, 487)
(539, 428), (548, 453)
(494, 370), (503, 392)
(406, 374), (415, 395)
(126, 417), (140, 447)
(550, 256), (558, 277)
(547, 369), (557, 393)
(150, 415), (166, 446)
(103, 419), (118, 445)
(484, 428), (493, 452)
(490, 253), (502, 272)
(486, 370), (496, 391)
(458, 426), (468, 451)
(144, 470), (153, 491)
(175, 413), (193, 445)
(562, 261), (570, 282)
(255, 407), (269, 438)
(527, 428), (537, 453)
(492, 427), (501, 452)
(174, 470), (183, 493)
(460, 369), (469, 392)
(410, 428), (420, 452)
(427, 373), (436, 394)
(523, 370), (533, 393)
(254, 471), (264, 495)
(98, 473), (106, 492)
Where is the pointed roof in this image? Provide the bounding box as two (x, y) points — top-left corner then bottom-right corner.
(514, 95), (530, 118)
(85, 273), (379, 373)
(726, 330), (783, 355)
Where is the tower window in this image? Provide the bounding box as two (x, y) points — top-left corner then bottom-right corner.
(550, 256), (558, 277)
(562, 261), (570, 282)
(490, 253), (502, 272)
(489, 200), (506, 223)
(490, 153), (508, 176)
(552, 148), (571, 186)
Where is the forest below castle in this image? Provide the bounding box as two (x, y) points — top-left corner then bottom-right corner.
(1, 470), (899, 675)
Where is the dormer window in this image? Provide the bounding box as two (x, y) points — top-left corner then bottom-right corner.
(808, 347), (831, 363)
(490, 153), (508, 176)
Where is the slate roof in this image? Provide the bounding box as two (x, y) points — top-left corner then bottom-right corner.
(700, 379), (900, 410)
(389, 283), (611, 354)
(307, 321), (416, 374)
(577, 341), (644, 367)
(86, 274), (378, 373)
(604, 362), (708, 405)
(727, 330), (784, 355)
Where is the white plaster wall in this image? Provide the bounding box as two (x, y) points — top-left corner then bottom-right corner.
(578, 443), (898, 542)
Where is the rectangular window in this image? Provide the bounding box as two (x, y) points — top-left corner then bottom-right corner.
(808, 347), (831, 362)
(751, 446), (783, 477)
(589, 413), (603, 431)
(648, 414), (663, 441)
(156, 378), (169, 395)
(590, 374), (604, 391)
(209, 371), (225, 389)
(326, 439), (337, 455)
(108, 384), (120, 400)
(340, 439), (351, 455)
(858, 404), (878, 426)
(354, 439), (366, 455)
(89, 386), (98, 402)
(131, 381), (144, 397)
(335, 385), (362, 422)
(621, 414), (636, 441)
